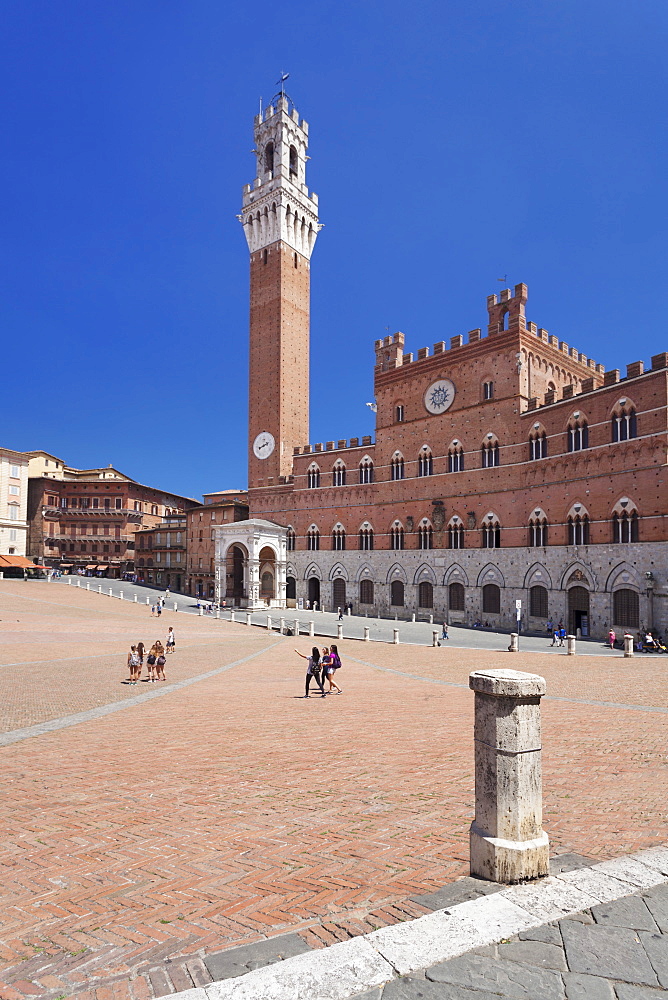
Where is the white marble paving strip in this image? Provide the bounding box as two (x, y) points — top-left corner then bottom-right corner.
(165, 843), (668, 1000)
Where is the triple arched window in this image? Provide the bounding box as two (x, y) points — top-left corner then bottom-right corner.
(390, 522), (404, 550)
(307, 464), (320, 489)
(568, 511), (590, 545)
(359, 457), (374, 484)
(481, 439), (500, 468)
(390, 453), (405, 480)
(448, 517), (464, 549)
(286, 527), (296, 551)
(567, 418), (589, 452)
(332, 524), (346, 550)
(332, 462), (346, 487)
(307, 525), (320, 550)
(529, 431), (547, 460)
(358, 524), (374, 550)
(418, 520), (433, 549)
(482, 515), (501, 548)
(612, 509), (639, 543)
(448, 443), (464, 473)
(612, 406), (637, 442)
(529, 511), (548, 547)
(418, 448), (433, 477)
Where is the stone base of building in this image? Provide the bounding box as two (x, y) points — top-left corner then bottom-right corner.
(284, 543), (665, 641)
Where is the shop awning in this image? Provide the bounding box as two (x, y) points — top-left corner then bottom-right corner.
(0, 555), (47, 570)
(96, 564), (109, 570)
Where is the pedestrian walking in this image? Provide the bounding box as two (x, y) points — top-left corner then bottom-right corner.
(127, 645), (141, 685)
(559, 626), (566, 647)
(328, 643), (343, 694)
(551, 627), (560, 646)
(608, 628), (616, 648)
(166, 626), (176, 653)
(295, 646), (325, 698)
(155, 642), (166, 680)
(337, 607), (343, 621)
(151, 603), (156, 617)
(156, 602), (162, 617)
(136, 641), (145, 680)
(441, 623), (449, 640)
(320, 646), (342, 694)
(147, 645), (157, 682)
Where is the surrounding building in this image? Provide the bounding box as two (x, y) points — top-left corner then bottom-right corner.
(135, 514), (188, 591)
(187, 491), (248, 598)
(215, 92), (668, 641)
(0, 447), (29, 556)
(26, 460), (198, 577)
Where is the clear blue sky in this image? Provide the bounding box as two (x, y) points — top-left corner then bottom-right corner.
(2, 1), (666, 499)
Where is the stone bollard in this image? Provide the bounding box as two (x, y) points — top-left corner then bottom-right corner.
(146, 596), (150, 605)
(294, 620), (300, 636)
(266, 615), (272, 630)
(347, 607), (351, 616)
(109, 587), (113, 596)
(429, 614), (434, 625)
(134, 594), (137, 603)
(508, 632), (519, 652)
(173, 602), (178, 612)
(567, 634), (576, 656)
(280, 616), (285, 634)
(309, 620), (315, 637)
(364, 626), (370, 641)
(98, 585), (102, 593)
(86, 582), (90, 591)
(432, 629), (439, 647)
(120, 591), (124, 600)
(469, 669), (549, 883)
(337, 621), (343, 640)
(393, 628), (399, 644)
(198, 607), (203, 616)
(77, 579), (81, 588)
(231, 610), (236, 623)
(411, 612), (416, 622)
(246, 611), (251, 625)
(216, 609), (220, 619)
(68, 577), (72, 585)
(623, 633), (634, 657)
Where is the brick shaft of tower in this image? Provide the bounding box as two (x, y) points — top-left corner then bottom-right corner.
(241, 94), (320, 489)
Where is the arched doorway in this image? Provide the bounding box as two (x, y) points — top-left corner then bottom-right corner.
(226, 545), (247, 604)
(568, 586), (590, 636)
(332, 578), (346, 611)
(286, 576), (296, 600)
(308, 576), (320, 607)
(259, 546), (276, 602)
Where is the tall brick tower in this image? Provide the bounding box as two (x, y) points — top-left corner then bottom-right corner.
(241, 92), (320, 490)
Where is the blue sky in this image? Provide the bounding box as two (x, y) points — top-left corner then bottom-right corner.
(1, 1), (666, 499)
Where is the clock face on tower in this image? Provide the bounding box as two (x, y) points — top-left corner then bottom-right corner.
(253, 431), (276, 459)
(424, 379), (456, 415)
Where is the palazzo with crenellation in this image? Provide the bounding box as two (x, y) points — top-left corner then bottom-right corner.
(214, 91), (668, 640)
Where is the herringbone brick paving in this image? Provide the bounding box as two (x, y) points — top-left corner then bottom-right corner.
(0, 582), (666, 999)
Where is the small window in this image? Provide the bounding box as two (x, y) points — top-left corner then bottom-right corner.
(395, 405), (404, 423)
(568, 514), (590, 545)
(115, 497), (122, 509)
(612, 510), (639, 543)
(481, 440), (500, 468)
(529, 516), (548, 547)
(482, 584), (501, 614)
(9, 485), (19, 495)
(483, 381), (494, 400)
(10, 465), (19, 478)
(289, 145), (298, 176)
(359, 458), (374, 484)
(9, 504), (19, 520)
(530, 432), (548, 460)
(449, 582), (465, 611)
(264, 141), (274, 174)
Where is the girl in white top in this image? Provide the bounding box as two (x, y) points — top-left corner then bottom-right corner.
(166, 627), (175, 653)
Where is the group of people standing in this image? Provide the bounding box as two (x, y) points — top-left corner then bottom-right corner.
(295, 645), (343, 698)
(126, 627), (175, 684)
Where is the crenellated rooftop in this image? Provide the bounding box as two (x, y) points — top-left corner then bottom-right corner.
(526, 352), (668, 411)
(293, 436), (374, 458)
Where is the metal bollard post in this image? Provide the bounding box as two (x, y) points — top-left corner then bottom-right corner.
(567, 634), (576, 656)
(508, 633), (519, 652)
(624, 633), (634, 657)
(393, 628), (399, 644)
(432, 629), (439, 647)
(469, 668), (549, 883)
(309, 620), (315, 637)
(337, 621), (343, 640)
(294, 620), (300, 636)
(266, 615), (272, 630)
(364, 626), (370, 641)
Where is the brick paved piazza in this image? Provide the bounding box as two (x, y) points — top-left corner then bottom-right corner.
(1, 581), (666, 1000)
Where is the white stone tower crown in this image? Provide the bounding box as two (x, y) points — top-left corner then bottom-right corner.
(240, 95), (320, 259)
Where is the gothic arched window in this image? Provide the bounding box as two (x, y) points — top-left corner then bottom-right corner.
(482, 515), (501, 548)
(359, 457), (374, 484)
(289, 145), (298, 176)
(448, 517), (464, 549)
(448, 443), (464, 473)
(332, 524), (346, 551)
(307, 464), (320, 489)
(528, 511), (548, 547)
(612, 509), (639, 543)
(418, 448), (433, 477)
(418, 520), (433, 549)
(390, 522), (404, 550)
(358, 524), (374, 551)
(286, 527), (296, 551)
(332, 462), (346, 487)
(264, 142), (274, 174)
(612, 405), (637, 442)
(307, 525), (320, 551)
(390, 453), (405, 480)
(568, 509), (590, 545)
(529, 430), (548, 460)
(567, 417), (589, 452)
(481, 438), (500, 468)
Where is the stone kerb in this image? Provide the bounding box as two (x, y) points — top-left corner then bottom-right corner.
(469, 669), (549, 884)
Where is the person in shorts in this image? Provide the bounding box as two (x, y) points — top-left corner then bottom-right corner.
(127, 645), (141, 685)
(321, 646), (342, 695)
(166, 627), (175, 653)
